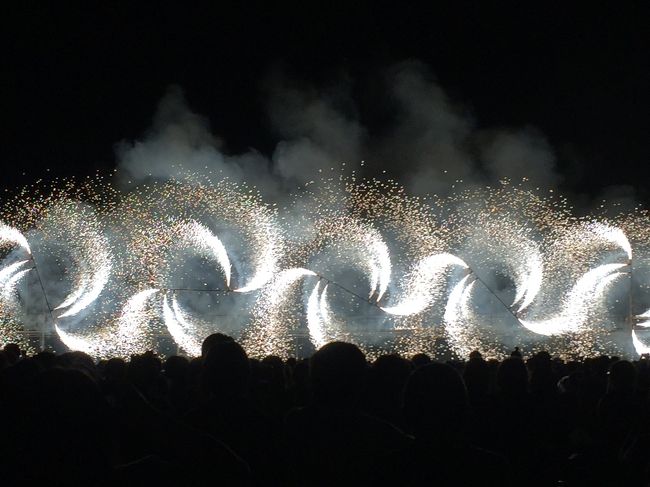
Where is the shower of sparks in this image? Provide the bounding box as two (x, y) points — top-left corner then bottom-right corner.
(48, 203), (112, 319)
(307, 280), (326, 348)
(382, 253), (468, 316)
(163, 294), (203, 357)
(172, 220), (232, 288)
(242, 267), (316, 358)
(519, 263), (628, 335)
(444, 274), (478, 358)
(2, 174), (650, 359)
(0, 224), (32, 255)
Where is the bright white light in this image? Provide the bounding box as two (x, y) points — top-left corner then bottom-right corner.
(178, 220), (231, 288)
(0, 224), (31, 254)
(162, 295), (202, 357)
(364, 229), (392, 301)
(587, 221), (632, 261)
(54, 324), (96, 355)
(56, 262), (111, 318)
(234, 217), (281, 293)
(632, 329), (650, 355)
(116, 288), (160, 341)
(444, 275), (477, 357)
(520, 263), (626, 336)
(0, 260), (30, 286)
(514, 250), (544, 313)
(307, 280), (326, 348)
(1, 268), (31, 302)
(382, 253), (467, 316)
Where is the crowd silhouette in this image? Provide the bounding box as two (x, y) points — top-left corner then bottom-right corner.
(2, 337), (650, 486)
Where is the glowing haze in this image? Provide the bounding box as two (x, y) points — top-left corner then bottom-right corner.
(0, 65), (644, 359)
(0, 174), (649, 361)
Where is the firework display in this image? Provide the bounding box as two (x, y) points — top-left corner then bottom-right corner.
(0, 174), (648, 360)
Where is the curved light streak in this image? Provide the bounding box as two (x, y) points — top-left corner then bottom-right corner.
(178, 220), (232, 288)
(587, 222), (632, 261)
(306, 280), (326, 348)
(242, 267), (316, 357)
(513, 250), (544, 313)
(55, 262), (111, 318)
(443, 275), (477, 357)
(364, 228), (392, 302)
(233, 217), (281, 293)
(55, 288), (160, 356)
(1, 268), (31, 302)
(116, 288), (160, 340)
(0, 260), (30, 286)
(519, 263), (627, 336)
(632, 329), (650, 355)
(382, 253), (467, 316)
(54, 325), (96, 355)
(55, 283), (87, 311)
(0, 224), (31, 254)
(162, 294), (202, 357)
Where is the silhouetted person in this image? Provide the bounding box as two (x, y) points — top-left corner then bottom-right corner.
(363, 353), (412, 428)
(381, 362), (511, 486)
(528, 350), (557, 401)
(3, 342), (21, 364)
(163, 355), (190, 416)
(201, 332), (234, 359)
(410, 352), (431, 368)
(464, 349), (495, 448)
(187, 340), (284, 485)
(14, 367), (113, 486)
(285, 342), (409, 486)
(598, 360), (643, 450)
(464, 350), (491, 401)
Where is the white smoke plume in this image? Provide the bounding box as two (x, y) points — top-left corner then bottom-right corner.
(115, 61), (562, 196)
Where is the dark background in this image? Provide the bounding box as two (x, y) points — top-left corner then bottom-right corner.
(2, 2), (648, 200)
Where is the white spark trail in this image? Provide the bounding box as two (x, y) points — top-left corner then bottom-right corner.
(178, 220), (232, 288)
(382, 253), (467, 316)
(163, 294), (202, 357)
(520, 263), (627, 335)
(0, 224), (31, 254)
(306, 280), (326, 349)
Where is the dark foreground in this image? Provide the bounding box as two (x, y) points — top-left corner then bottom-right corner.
(1, 338), (650, 486)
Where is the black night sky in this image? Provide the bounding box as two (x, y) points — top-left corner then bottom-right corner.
(3, 2), (648, 203)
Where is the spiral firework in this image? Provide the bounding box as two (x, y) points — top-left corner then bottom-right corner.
(0, 174), (646, 359)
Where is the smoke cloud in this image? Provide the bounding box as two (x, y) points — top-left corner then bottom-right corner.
(115, 60), (562, 197)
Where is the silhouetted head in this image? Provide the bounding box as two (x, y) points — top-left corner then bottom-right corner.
(201, 332), (234, 359)
(463, 353), (490, 397)
(607, 360), (637, 393)
(262, 355), (284, 368)
(3, 343), (21, 364)
(310, 342), (367, 407)
(410, 353), (432, 368)
(128, 351), (162, 391)
(60, 351), (97, 378)
(510, 346), (522, 358)
(203, 340), (250, 399)
(33, 351), (57, 370)
(497, 357), (528, 396)
(468, 350), (483, 361)
(371, 354), (412, 391)
(403, 362), (468, 441)
(103, 357), (127, 383)
(163, 355), (190, 382)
